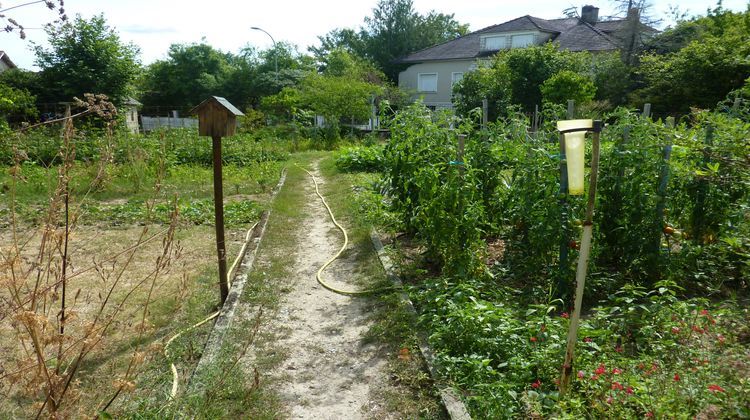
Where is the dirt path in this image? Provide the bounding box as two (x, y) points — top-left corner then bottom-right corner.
(255, 161), (395, 419)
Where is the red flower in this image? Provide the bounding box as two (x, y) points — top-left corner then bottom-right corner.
(700, 309), (709, 316)
(626, 386), (634, 395)
(612, 381), (624, 391)
(561, 312), (569, 319)
(577, 370), (585, 379)
(646, 412), (654, 417)
(717, 334), (726, 344)
(692, 325), (704, 334)
(591, 374), (600, 381)
(584, 337), (593, 343)
(612, 368), (623, 375)
(674, 373), (680, 381)
(531, 379), (541, 389)
(606, 396), (614, 404)
(615, 345), (623, 353)
(595, 364), (606, 375)
(530, 336), (537, 342)
(708, 384), (725, 393)
(671, 326), (680, 334)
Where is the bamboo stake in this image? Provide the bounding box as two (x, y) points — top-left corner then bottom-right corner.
(560, 120), (602, 393)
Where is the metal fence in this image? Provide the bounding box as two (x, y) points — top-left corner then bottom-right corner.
(140, 116), (198, 132)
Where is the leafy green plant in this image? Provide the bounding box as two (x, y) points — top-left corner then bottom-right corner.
(334, 145), (384, 172)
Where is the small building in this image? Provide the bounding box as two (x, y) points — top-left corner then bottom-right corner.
(123, 97), (142, 134)
(0, 51), (17, 73)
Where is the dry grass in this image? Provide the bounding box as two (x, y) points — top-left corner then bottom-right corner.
(0, 223), (248, 417)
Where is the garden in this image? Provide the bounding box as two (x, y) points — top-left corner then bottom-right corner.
(337, 99), (750, 418)
(0, 105), (290, 417)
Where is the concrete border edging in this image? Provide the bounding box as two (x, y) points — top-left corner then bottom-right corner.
(190, 168), (287, 384)
(370, 232), (472, 420)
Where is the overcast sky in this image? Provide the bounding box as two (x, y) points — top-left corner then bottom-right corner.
(2, 0), (747, 69)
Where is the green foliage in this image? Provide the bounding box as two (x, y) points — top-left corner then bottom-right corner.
(375, 103), (748, 417)
(414, 278), (750, 417)
(634, 8), (750, 112)
(540, 70), (596, 107)
(383, 104), (486, 275)
(453, 44), (592, 118)
(34, 14), (140, 104)
(452, 66), (511, 122)
(334, 145), (385, 172)
(139, 43), (233, 108)
(299, 74), (382, 122)
(0, 82), (38, 126)
(312, 0), (468, 82)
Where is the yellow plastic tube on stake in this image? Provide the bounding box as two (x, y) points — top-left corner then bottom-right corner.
(557, 119), (593, 195)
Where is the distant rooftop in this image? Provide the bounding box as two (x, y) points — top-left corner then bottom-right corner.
(397, 10), (654, 64)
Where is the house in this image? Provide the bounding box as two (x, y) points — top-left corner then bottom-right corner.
(397, 6), (653, 110)
(0, 51), (17, 73)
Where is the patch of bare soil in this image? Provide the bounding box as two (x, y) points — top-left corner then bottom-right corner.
(257, 163), (398, 419)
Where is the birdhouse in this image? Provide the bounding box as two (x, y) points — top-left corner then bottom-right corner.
(123, 97), (142, 134)
(191, 96), (244, 137)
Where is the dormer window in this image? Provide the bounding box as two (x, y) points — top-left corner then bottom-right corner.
(483, 35), (508, 51)
(511, 34), (535, 48)
(481, 32), (537, 51)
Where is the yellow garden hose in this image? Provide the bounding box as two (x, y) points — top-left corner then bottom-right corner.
(298, 164), (399, 296)
(164, 221), (258, 399)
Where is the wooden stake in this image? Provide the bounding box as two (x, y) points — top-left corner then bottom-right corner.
(213, 135), (229, 304)
(642, 103), (651, 119)
(560, 121), (602, 393)
(457, 134), (466, 177)
(481, 98), (488, 129)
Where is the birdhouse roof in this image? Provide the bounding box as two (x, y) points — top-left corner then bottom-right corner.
(124, 97), (142, 106)
(191, 96), (244, 116)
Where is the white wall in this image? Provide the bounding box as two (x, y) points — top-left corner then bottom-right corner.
(398, 60), (475, 109)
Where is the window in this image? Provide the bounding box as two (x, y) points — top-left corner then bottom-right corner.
(418, 73), (438, 92)
(511, 34), (535, 48)
(482, 35), (507, 51)
(451, 72), (464, 87)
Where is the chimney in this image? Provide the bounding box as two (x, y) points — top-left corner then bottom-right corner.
(581, 5), (599, 24)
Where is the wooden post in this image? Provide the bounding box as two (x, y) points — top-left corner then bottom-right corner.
(654, 117), (675, 257)
(642, 103), (651, 119)
(481, 98), (488, 129)
(560, 120), (602, 393)
(691, 124), (714, 244)
(457, 134), (466, 177)
(191, 96), (244, 305)
(212, 135), (229, 303)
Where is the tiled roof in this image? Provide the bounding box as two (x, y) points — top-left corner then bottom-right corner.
(397, 14), (649, 63)
(0, 51), (16, 69)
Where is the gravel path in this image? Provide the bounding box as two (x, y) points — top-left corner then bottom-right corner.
(258, 161), (394, 419)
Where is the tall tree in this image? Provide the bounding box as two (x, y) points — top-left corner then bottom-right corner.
(608, 0), (660, 65)
(310, 0), (468, 82)
(34, 14), (140, 104)
(139, 43), (233, 108)
(363, 0), (468, 81)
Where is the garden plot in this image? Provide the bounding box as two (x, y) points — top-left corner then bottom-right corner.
(0, 128), (287, 417)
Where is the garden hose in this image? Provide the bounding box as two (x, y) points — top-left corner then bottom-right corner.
(297, 164), (399, 296)
(164, 221), (258, 399)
